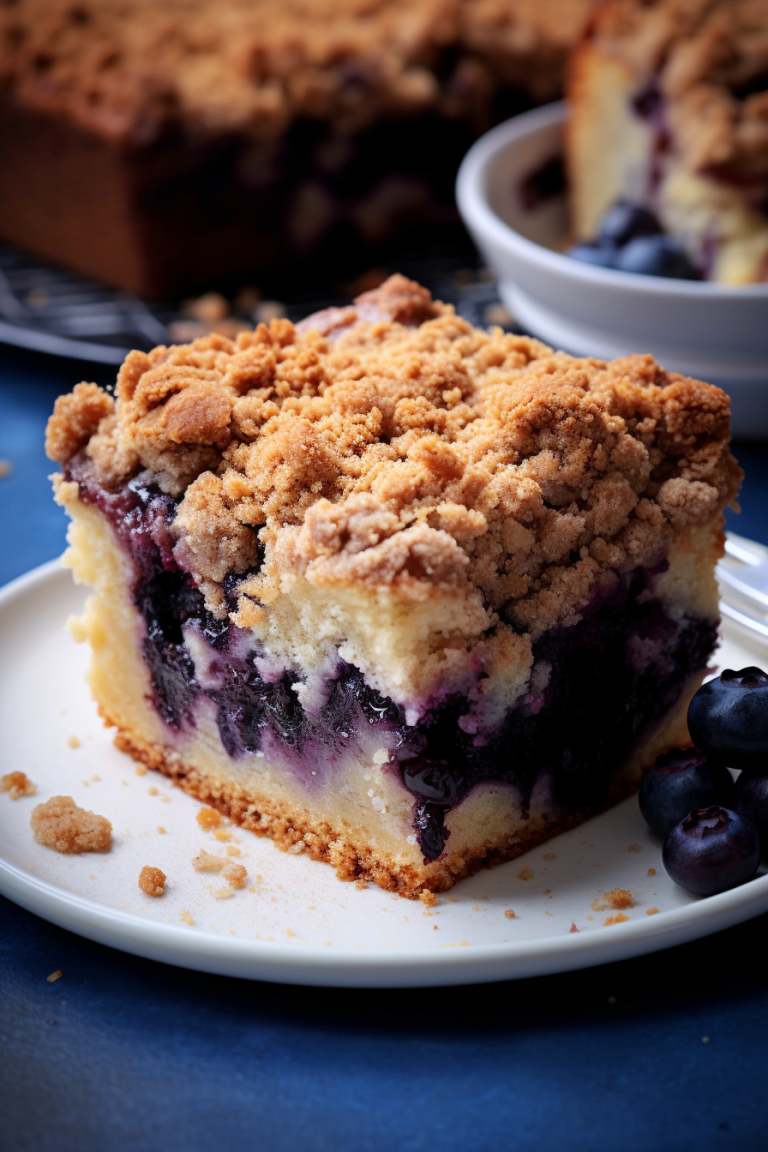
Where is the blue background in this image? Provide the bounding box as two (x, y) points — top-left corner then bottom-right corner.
(2, 342), (768, 1152)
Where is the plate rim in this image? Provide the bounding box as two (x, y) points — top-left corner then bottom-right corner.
(3, 560), (768, 988)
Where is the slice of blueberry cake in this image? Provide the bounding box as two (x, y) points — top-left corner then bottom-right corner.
(568, 0), (768, 283)
(46, 275), (741, 896)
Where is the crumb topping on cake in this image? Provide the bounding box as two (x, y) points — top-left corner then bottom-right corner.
(47, 275), (740, 640)
(2, 0), (595, 146)
(30, 795), (113, 853)
(581, 0), (768, 182)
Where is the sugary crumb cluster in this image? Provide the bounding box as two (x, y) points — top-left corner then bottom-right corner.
(585, 0), (768, 182)
(1, 771), (37, 800)
(2, 0), (594, 146)
(47, 275), (740, 637)
(138, 864), (167, 896)
(30, 795), (113, 854)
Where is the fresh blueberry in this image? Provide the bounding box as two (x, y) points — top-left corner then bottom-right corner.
(639, 747), (733, 836)
(615, 234), (700, 279)
(663, 805), (760, 895)
(402, 759), (465, 805)
(733, 771), (768, 849)
(567, 241), (617, 269)
(597, 200), (662, 248)
(688, 667), (768, 770)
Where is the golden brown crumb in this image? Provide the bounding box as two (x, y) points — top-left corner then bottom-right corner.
(46, 970), (62, 983)
(30, 795), (112, 854)
(135, 764), (148, 776)
(1, 771), (37, 800)
(67, 735), (81, 749)
(419, 890), (437, 908)
(504, 909), (517, 919)
(211, 886), (235, 899)
(225, 845), (241, 856)
(191, 848), (226, 872)
(648, 867), (657, 876)
(646, 907), (660, 916)
(157, 825), (166, 834)
(138, 865), (166, 896)
(212, 828), (232, 842)
(147, 786), (158, 796)
(518, 866), (534, 881)
(221, 862), (248, 888)
(603, 913), (630, 926)
(196, 806), (222, 830)
(592, 888), (635, 911)
(179, 909), (195, 925)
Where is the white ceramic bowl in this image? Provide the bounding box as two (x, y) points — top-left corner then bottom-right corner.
(456, 102), (768, 438)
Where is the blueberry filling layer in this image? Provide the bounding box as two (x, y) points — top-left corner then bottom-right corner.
(69, 459), (717, 864)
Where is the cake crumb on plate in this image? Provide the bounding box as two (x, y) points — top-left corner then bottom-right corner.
(504, 909), (516, 920)
(419, 891), (437, 908)
(603, 913), (630, 926)
(179, 909), (195, 925)
(31, 795), (112, 854)
(1, 771), (37, 800)
(648, 868), (657, 876)
(46, 970), (62, 983)
(518, 866), (534, 881)
(211, 886), (235, 899)
(221, 863), (247, 889)
(138, 865), (166, 896)
(196, 807), (221, 830)
(592, 888), (635, 912)
(67, 735), (81, 749)
(646, 907), (660, 916)
(192, 849), (226, 872)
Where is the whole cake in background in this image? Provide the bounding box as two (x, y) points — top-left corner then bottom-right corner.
(46, 274), (741, 896)
(0, 0), (595, 298)
(568, 0), (768, 283)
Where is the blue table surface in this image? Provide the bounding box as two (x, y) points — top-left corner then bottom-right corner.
(2, 343), (768, 1152)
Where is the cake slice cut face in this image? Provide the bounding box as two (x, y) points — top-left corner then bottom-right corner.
(46, 275), (741, 896)
(568, 0), (768, 284)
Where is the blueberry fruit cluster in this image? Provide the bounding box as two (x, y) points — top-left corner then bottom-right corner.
(568, 200), (701, 280)
(639, 667), (768, 896)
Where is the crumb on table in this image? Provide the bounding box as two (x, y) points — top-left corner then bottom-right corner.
(603, 913), (630, 926)
(196, 807), (221, 830)
(211, 886), (235, 899)
(504, 909), (516, 920)
(30, 795), (112, 854)
(518, 866), (534, 881)
(1, 771), (37, 800)
(648, 868), (657, 876)
(67, 735), (81, 749)
(646, 907), (660, 916)
(138, 865), (166, 897)
(419, 891), (437, 908)
(192, 848), (226, 872)
(569, 921), (579, 933)
(212, 828), (232, 842)
(179, 909), (195, 925)
(221, 863), (247, 889)
(225, 845), (241, 857)
(135, 764), (148, 776)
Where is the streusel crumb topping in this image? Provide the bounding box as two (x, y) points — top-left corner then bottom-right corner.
(30, 795), (113, 854)
(582, 0), (768, 182)
(47, 275), (740, 637)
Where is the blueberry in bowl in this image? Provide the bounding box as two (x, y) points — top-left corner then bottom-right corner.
(734, 771), (768, 850)
(615, 235), (700, 280)
(596, 200), (662, 249)
(688, 668), (768, 770)
(663, 805), (760, 896)
(639, 747), (733, 837)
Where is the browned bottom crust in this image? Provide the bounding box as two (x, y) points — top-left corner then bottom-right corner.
(105, 707), (660, 899)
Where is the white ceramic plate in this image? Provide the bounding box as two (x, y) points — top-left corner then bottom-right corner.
(2, 562), (768, 988)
